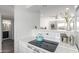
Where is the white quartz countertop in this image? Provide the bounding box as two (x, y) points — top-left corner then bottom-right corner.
(55, 42), (78, 53)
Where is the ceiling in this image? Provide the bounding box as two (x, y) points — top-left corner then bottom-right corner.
(0, 5), (77, 20)
(25, 5), (48, 12)
(0, 5), (45, 20)
(25, 5), (75, 15)
(0, 5), (14, 20)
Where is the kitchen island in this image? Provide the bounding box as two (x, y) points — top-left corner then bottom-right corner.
(19, 37), (78, 53)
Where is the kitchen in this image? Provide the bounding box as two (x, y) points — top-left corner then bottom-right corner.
(13, 5), (79, 53)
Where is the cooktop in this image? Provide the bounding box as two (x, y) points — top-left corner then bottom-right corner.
(28, 40), (59, 52)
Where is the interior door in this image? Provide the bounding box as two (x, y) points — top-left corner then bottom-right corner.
(0, 15), (2, 52)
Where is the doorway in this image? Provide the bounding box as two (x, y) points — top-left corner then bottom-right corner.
(2, 19), (14, 53)
(0, 5), (14, 53)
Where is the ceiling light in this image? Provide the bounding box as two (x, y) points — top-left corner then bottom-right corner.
(66, 8), (69, 10)
(74, 5), (78, 9)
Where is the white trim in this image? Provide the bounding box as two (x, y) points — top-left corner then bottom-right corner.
(0, 14), (2, 52)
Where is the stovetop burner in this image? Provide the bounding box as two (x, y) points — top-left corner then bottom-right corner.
(28, 40), (59, 52)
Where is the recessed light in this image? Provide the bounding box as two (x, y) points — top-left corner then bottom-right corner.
(74, 5), (78, 9)
(66, 8), (70, 10)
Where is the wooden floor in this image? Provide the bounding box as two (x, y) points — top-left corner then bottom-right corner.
(2, 39), (14, 53)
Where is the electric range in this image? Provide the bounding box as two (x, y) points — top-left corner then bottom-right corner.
(28, 40), (59, 52)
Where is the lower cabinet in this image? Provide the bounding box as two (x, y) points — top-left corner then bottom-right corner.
(19, 41), (35, 53)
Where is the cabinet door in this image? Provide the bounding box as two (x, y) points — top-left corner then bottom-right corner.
(19, 42), (34, 53)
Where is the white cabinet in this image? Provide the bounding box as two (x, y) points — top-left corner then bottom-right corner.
(19, 41), (34, 53)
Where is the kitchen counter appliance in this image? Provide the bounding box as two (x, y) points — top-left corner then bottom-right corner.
(28, 40), (59, 52)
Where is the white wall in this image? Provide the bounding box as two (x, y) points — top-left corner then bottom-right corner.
(0, 15), (2, 52)
(40, 5), (75, 29)
(9, 19), (14, 39)
(14, 6), (40, 52)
